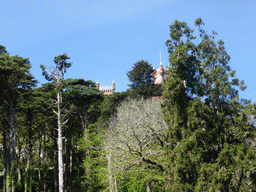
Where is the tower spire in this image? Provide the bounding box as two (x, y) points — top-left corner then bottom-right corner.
(159, 51), (162, 65)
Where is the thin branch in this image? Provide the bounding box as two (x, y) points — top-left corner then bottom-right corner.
(61, 103), (69, 112)
(142, 140), (155, 151)
(62, 119), (69, 126)
(52, 108), (58, 116)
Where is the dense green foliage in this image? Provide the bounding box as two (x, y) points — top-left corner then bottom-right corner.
(0, 17), (255, 192)
(162, 18), (256, 191)
(0, 47), (37, 191)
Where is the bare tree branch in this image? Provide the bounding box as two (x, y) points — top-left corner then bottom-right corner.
(52, 108), (58, 116)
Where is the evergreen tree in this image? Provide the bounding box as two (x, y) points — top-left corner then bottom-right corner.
(127, 60), (162, 99)
(0, 46), (37, 192)
(17, 87), (54, 191)
(34, 83), (60, 192)
(162, 18), (256, 191)
(0, 45), (7, 54)
(63, 78), (104, 191)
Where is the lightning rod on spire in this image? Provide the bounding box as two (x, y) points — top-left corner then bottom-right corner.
(159, 51), (162, 65)
(159, 51), (161, 63)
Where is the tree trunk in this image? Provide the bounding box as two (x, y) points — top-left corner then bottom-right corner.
(65, 136), (71, 192)
(69, 136), (73, 192)
(107, 147), (113, 192)
(114, 177), (118, 192)
(146, 181), (151, 192)
(17, 145), (21, 183)
(54, 129), (59, 192)
(57, 90), (64, 192)
(6, 163), (10, 192)
(17, 140), (22, 190)
(25, 123), (32, 192)
(64, 137), (66, 192)
(43, 133), (47, 192)
(3, 127), (9, 192)
(38, 134), (42, 192)
(80, 113), (92, 181)
(9, 103), (16, 192)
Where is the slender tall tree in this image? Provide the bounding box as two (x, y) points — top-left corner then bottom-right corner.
(40, 54), (72, 192)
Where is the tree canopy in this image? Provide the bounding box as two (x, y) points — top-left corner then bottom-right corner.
(162, 18), (256, 191)
(127, 59), (162, 99)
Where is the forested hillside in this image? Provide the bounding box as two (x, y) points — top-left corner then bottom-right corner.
(0, 18), (255, 192)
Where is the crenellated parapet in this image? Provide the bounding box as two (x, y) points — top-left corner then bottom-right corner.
(96, 80), (115, 95)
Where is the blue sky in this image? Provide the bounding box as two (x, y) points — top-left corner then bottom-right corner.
(1, 0), (255, 102)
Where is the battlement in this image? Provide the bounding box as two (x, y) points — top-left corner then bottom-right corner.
(99, 85), (112, 91)
(96, 80), (115, 95)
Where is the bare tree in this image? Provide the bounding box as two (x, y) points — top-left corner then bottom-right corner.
(40, 54), (72, 192)
(105, 98), (168, 191)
